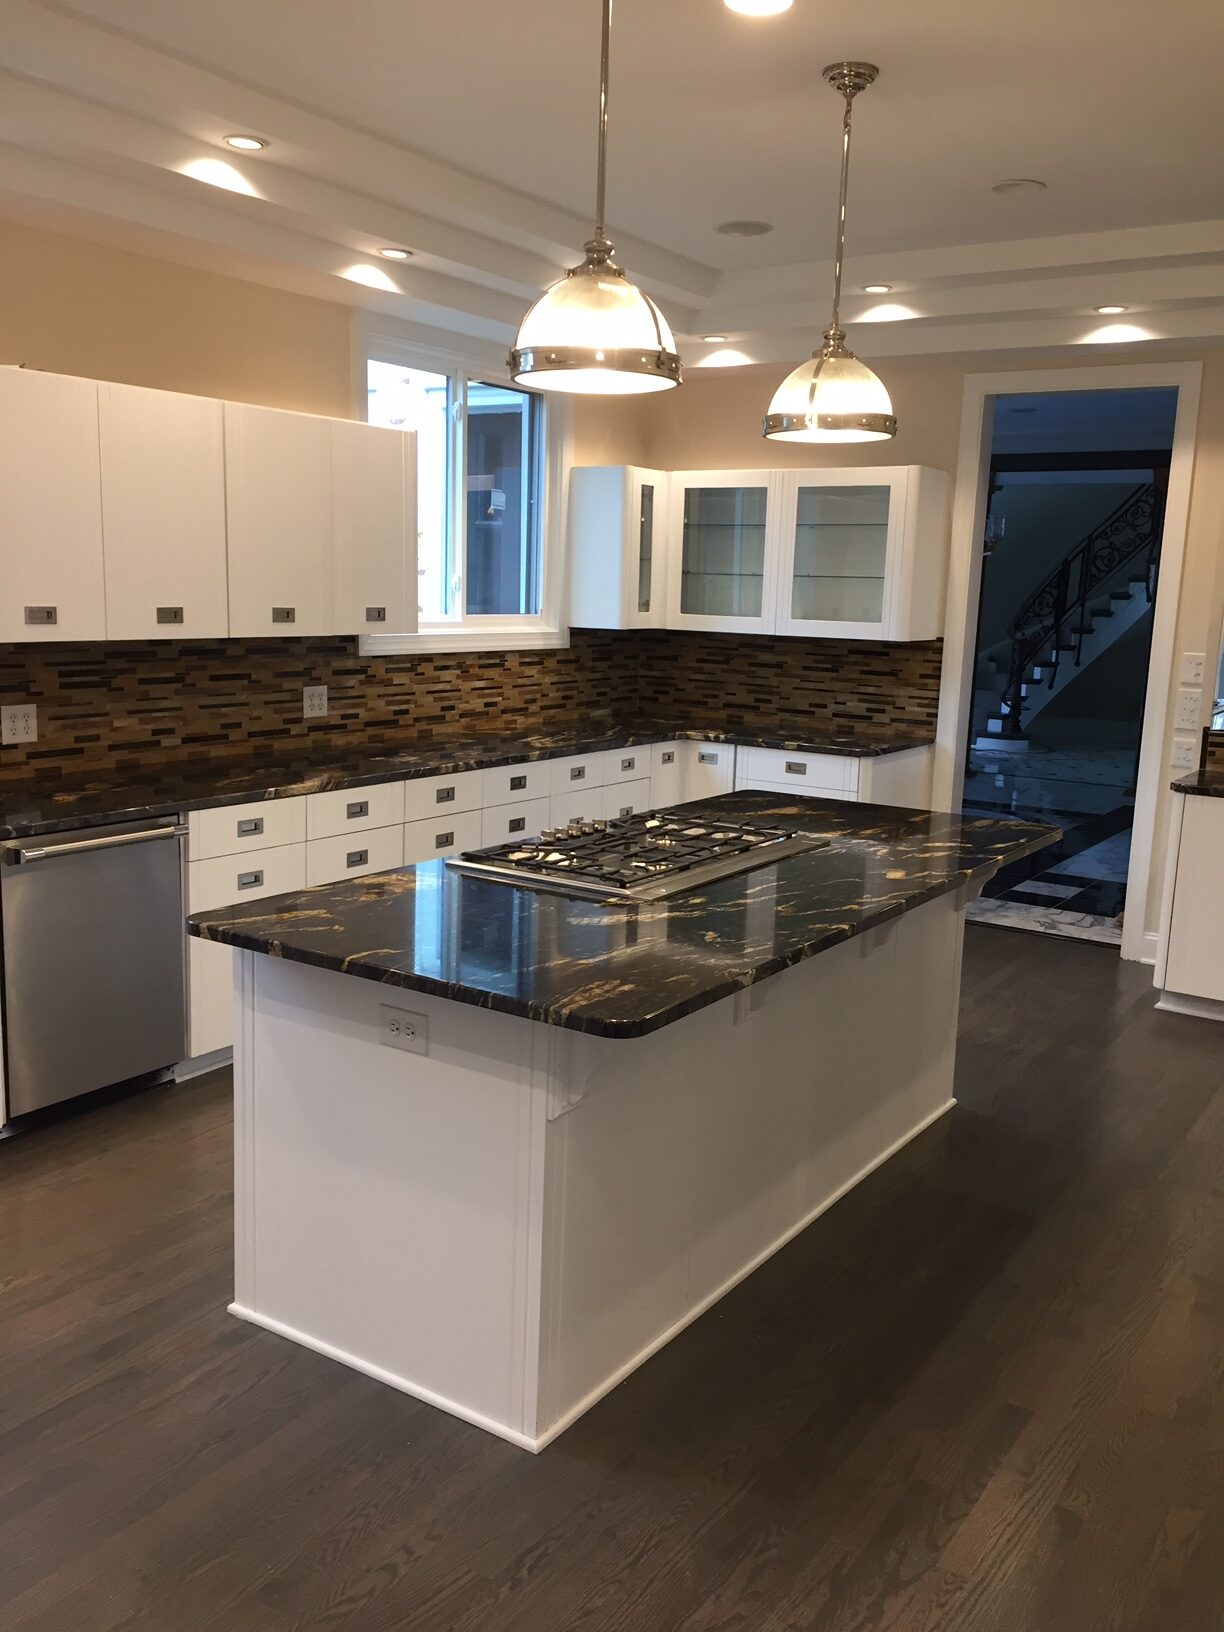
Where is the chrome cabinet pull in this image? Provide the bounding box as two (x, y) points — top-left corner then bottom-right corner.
(434, 830), (454, 849)
(346, 800), (369, 820)
(785, 760), (808, 776)
(237, 869), (264, 890)
(271, 606), (295, 624)
(618, 804), (633, 818)
(510, 774), (528, 791)
(509, 816), (526, 833)
(621, 756), (636, 772)
(236, 817), (264, 837)
(24, 606), (56, 625)
(365, 606), (386, 623)
(436, 786), (456, 804)
(661, 750), (675, 765)
(346, 849), (368, 869)
(156, 606), (184, 625)
(698, 751), (718, 765)
(570, 765), (586, 781)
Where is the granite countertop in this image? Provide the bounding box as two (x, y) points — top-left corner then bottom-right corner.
(1171, 767), (1224, 798)
(0, 722), (934, 840)
(188, 789), (1058, 1040)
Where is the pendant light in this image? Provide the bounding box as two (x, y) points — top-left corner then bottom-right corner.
(764, 63), (896, 442)
(509, 0), (682, 395)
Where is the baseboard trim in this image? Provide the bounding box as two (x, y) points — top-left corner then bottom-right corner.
(1154, 990), (1224, 1023)
(175, 1047), (233, 1082)
(532, 1095), (957, 1452)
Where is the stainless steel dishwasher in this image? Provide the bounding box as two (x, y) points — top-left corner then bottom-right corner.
(1, 818), (187, 1117)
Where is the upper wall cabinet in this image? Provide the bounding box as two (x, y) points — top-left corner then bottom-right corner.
(775, 466), (950, 641)
(225, 402), (332, 637)
(100, 383), (228, 640)
(665, 471), (783, 636)
(569, 465), (668, 629)
(0, 369), (106, 643)
(331, 418), (415, 637)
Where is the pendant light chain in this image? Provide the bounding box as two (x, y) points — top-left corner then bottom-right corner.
(826, 87), (855, 345)
(591, 0), (612, 254)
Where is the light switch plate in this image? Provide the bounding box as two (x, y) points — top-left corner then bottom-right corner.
(380, 1005), (428, 1054)
(1179, 651), (1206, 686)
(1171, 736), (1198, 771)
(1, 702), (37, 745)
(303, 684), (328, 719)
(1174, 687), (1201, 732)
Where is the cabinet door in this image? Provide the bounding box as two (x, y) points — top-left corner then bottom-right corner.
(225, 402), (331, 636)
(649, 742), (682, 808)
(0, 370), (105, 642)
(667, 471), (779, 633)
(332, 418), (414, 636)
(1164, 798), (1224, 1001)
(629, 469), (666, 629)
(100, 383), (228, 640)
(678, 741), (736, 801)
(775, 469), (904, 639)
(569, 466), (666, 630)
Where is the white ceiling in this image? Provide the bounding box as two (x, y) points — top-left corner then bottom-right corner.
(2, 0), (1222, 364)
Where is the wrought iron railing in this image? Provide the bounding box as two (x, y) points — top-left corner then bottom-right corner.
(996, 483), (1162, 738)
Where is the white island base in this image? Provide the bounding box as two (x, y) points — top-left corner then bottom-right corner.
(230, 886), (973, 1451)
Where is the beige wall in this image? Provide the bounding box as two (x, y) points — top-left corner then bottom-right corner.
(0, 219), (355, 415)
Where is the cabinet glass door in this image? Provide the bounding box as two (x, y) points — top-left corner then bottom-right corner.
(790, 484), (890, 625)
(679, 485), (769, 619)
(637, 481), (655, 614)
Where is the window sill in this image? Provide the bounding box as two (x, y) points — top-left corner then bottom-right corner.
(359, 626), (571, 658)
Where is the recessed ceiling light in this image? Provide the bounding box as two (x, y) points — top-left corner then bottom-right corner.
(702, 334), (728, 343)
(724, 0), (793, 13)
(224, 135), (267, 152)
(991, 178), (1046, 194)
(1095, 304), (1126, 315)
(862, 283), (892, 294)
(378, 247), (413, 261)
(715, 219), (774, 237)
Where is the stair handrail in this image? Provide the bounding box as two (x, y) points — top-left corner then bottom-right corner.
(998, 482), (1161, 739)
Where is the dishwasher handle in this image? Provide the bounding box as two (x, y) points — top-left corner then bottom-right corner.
(11, 824), (188, 864)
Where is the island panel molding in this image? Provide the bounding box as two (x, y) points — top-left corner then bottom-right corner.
(0, 629), (942, 786)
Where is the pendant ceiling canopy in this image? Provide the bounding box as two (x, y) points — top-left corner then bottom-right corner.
(764, 62), (897, 443)
(509, 0), (682, 396)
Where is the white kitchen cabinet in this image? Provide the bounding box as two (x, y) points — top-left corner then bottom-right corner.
(188, 796), (306, 860)
(550, 787), (606, 828)
(666, 471), (782, 634)
(306, 780), (405, 840)
(734, 744), (933, 808)
(601, 745), (650, 786)
(649, 742), (682, 807)
(548, 753), (605, 798)
(404, 770), (484, 823)
(99, 383), (228, 640)
(332, 417), (415, 636)
(481, 798), (553, 847)
(306, 824), (403, 887)
(676, 740), (736, 801)
(481, 760), (552, 808)
(404, 810), (483, 863)
(0, 369), (105, 642)
(601, 778), (653, 821)
(225, 402), (331, 636)
(1158, 795), (1224, 1006)
(774, 466), (949, 641)
(569, 465), (668, 629)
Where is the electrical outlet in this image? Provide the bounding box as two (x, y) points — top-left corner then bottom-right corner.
(1180, 651), (1206, 686)
(302, 684), (328, 719)
(380, 1005), (428, 1055)
(1171, 736), (1198, 772)
(1, 703), (37, 745)
(1174, 687), (1201, 733)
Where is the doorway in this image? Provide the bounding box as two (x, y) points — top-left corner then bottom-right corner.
(960, 388), (1177, 945)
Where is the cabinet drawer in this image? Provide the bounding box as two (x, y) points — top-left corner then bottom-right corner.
(403, 769), (483, 823)
(188, 797), (306, 860)
(481, 760), (550, 806)
(550, 787), (607, 829)
(602, 778), (653, 821)
(305, 823), (403, 887)
(403, 810), (483, 863)
(187, 842), (307, 913)
(548, 753), (605, 796)
(481, 798), (553, 847)
(601, 746), (649, 785)
(306, 780), (405, 839)
(734, 777), (859, 806)
(740, 746), (856, 795)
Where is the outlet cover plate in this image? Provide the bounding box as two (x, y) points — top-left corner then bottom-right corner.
(1179, 652), (1206, 686)
(380, 1004), (428, 1055)
(1171, 736), (1198, 771)
(1174, 687), (1201, 732)
(303, 684), (328, 719)
(1, 703), (37, 745)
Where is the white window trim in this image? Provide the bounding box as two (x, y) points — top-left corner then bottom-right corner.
(358, 326), (572, 657)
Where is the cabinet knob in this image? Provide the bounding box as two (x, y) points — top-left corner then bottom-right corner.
(24, 606), (56, 626)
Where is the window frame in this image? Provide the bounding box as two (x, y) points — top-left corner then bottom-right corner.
(359, 331), (571, 656)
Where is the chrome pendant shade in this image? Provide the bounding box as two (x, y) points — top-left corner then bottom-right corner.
(764, 62), (896, 443)
(509, 0), (682, 395)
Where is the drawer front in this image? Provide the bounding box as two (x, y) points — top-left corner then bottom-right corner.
(306, 780), (405, 840)
(681, 741), (736, 800)
(403, 810), (483, 864)
(188, 797), (306, 861)
(649, 741), (682, 808)
(548, 753), (605, 796)
(550, 787), (607, 830)
(403, 769), (483, 823)
(305, 823), (403, 887)
(602, 778), (653, 822)
(734, 776), (859, 806)
(480, 797), (553, 847)
(601, 746), (649, 785)
(481, 760), (551, 807)
(740, 746), (854, 794)
(187, 842), (307, 913)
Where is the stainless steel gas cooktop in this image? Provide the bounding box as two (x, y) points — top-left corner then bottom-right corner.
(447, 811), (828, 902)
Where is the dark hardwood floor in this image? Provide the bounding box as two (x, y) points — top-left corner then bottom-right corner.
(2, 927), (1221, 1631)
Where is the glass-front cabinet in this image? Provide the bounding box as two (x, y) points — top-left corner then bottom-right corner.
(665, 470), (781, 634)
(569, 464), (666, 629)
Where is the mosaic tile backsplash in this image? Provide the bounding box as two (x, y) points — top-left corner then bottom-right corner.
(0, 628), (943, 786)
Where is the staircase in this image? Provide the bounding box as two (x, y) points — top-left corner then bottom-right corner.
(973, 483), (1163, 749)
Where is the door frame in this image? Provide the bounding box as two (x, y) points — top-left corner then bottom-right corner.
(932, 360), (1203, 963)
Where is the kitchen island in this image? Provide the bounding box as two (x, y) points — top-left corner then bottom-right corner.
(189, 791), (1055, 1450)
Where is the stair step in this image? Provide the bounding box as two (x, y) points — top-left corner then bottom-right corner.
(1110, 589), (1133, 600)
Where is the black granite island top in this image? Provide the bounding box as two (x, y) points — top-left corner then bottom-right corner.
(1171, 767), (1224, 798)
(188, 790), (1058, 1040)
(0, 722), (933, 841)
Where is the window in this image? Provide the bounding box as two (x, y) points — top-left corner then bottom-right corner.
(365, 355), (560, 650)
